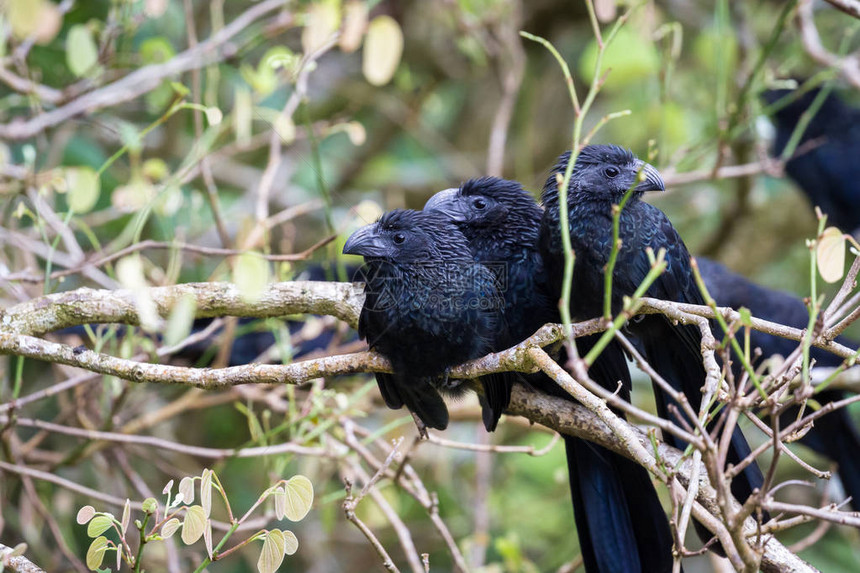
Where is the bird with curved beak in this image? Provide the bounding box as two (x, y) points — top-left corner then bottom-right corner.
(426, 173), (676, 573)
(540, 144), (766, 563)
(342, 208), (514, 433)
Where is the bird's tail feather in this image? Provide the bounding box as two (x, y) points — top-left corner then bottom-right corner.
(479, 372), (515, 431)
(374, 372), (449, 430)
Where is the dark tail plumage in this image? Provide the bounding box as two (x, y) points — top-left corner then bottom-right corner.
(639, 318), (765, 515)
(540, 336), (675, 573)
(374, 372), (449, 430)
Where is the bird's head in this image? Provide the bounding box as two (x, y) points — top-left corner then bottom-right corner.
(425, 176), (540, 232)
(542, 144), (664, 206)
(343, 209), (461, 263)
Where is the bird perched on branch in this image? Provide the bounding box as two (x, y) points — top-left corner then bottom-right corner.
(343, 208), (512, 431)
(765, 85), (860, 234)
(539, 145), (766, 540)
(427, 176), (674, 573)
(698, 257), (860, 507)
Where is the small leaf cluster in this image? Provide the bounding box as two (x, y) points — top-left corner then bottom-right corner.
(76, 469), (314, 573)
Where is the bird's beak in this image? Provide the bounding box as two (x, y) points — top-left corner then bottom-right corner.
(634, 160), (665, 192)
(343, 224), (387, 257)
(424, 187), (467, 221)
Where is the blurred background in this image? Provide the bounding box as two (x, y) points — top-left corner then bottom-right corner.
(1, 0), (859, 571)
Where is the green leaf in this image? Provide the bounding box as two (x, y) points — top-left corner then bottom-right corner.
(8, 543), (27, 558)
(282, 530), (299, 556)
(139, 37), (175, 65)
(234, 252), (270, 302)
(66, 24), (99, 77)
(142, 497), (158, 514)
(181, 505), (207, 545)
(362, 15), (403, 86)
(77, 505), (96, 525)
(87, 515), (113, 538)
(817, 227), (846, 283)
(65, 166), (101, 214)
(282, 475), (314, 522)
(164, 296), (197, 348)
(257, 530), (286, 573)
(85, 536), (108, 571)
(738, 307), (752, 328)
(161, 518), (181, 539)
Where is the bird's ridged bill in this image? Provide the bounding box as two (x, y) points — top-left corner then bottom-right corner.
(424, 187), (466, 220)
(343, 224), (387, 257)
(634, 160), (665, 192)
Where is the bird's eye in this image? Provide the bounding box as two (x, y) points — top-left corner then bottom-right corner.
(604, 166), (620, 178)
(393, 233), (406, 244)
(473, 198), (487, 210)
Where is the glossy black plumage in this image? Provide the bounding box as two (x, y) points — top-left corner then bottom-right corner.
(343, 209), (509, 430)
(427, 176), (674, 573)
(698, 258), (860, 507)
(765, 86), (860, 233)
(539, 146), (766, 536)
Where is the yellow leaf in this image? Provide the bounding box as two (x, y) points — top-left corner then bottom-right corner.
(302, 3), (340, 54)
(282, 530), (299, 555)
(282, 475), (314, 522)
(181, 505), (207, 545)
(234, 252), (270, 302)
(178, 475), (195, 506)
(817, 226), (846, 283)
(65, 166), (101, 214)
(66, 24), (99, 77)
(85, 536), (108, 571)
(87, 515), (113, 538)
(340, 1), (368, 53)
(161, 518), (181, 539)
(200, 469), (213, 518)
(257, 529), (286, 573)
(362, 15), (403, 86)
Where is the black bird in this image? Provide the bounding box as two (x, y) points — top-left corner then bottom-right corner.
(343, 208), (510, 431)
(765, 86), (860, 234)
(539, 145), (766, 528)
(698, 258), (860, 507)
(427, 177), (675, 573)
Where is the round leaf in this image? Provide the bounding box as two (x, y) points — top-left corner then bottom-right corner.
(283, 530), (299, 556)
(340, 1), (368, 53)
(77, 505), (96, 525)
(65, 166), (101, 214)
(66, 24), (99, 77)
(181, 505), (207, 545)
(234, 252), (270, 302)
(258, 530), (286, 573)
(205, 107), (223, 126)
(282, 475), (314, 522)
(161, 518), (181, 539)
(142, 497), (158, 513)
(9, 543), (27, 557)
(302, 3), (340, 54)
(362, 16), (403, 86)
(817, 227), (846, 283)
(85, 536), (108, 571)
(87, 515), (113, 538)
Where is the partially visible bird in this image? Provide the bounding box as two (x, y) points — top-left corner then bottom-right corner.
(539, 145), (766, 529)
(765, 85), (860, 233)
(343, 208), (512, 431)
(427, 177), (675, 573)
(698, 257), (860, 507)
